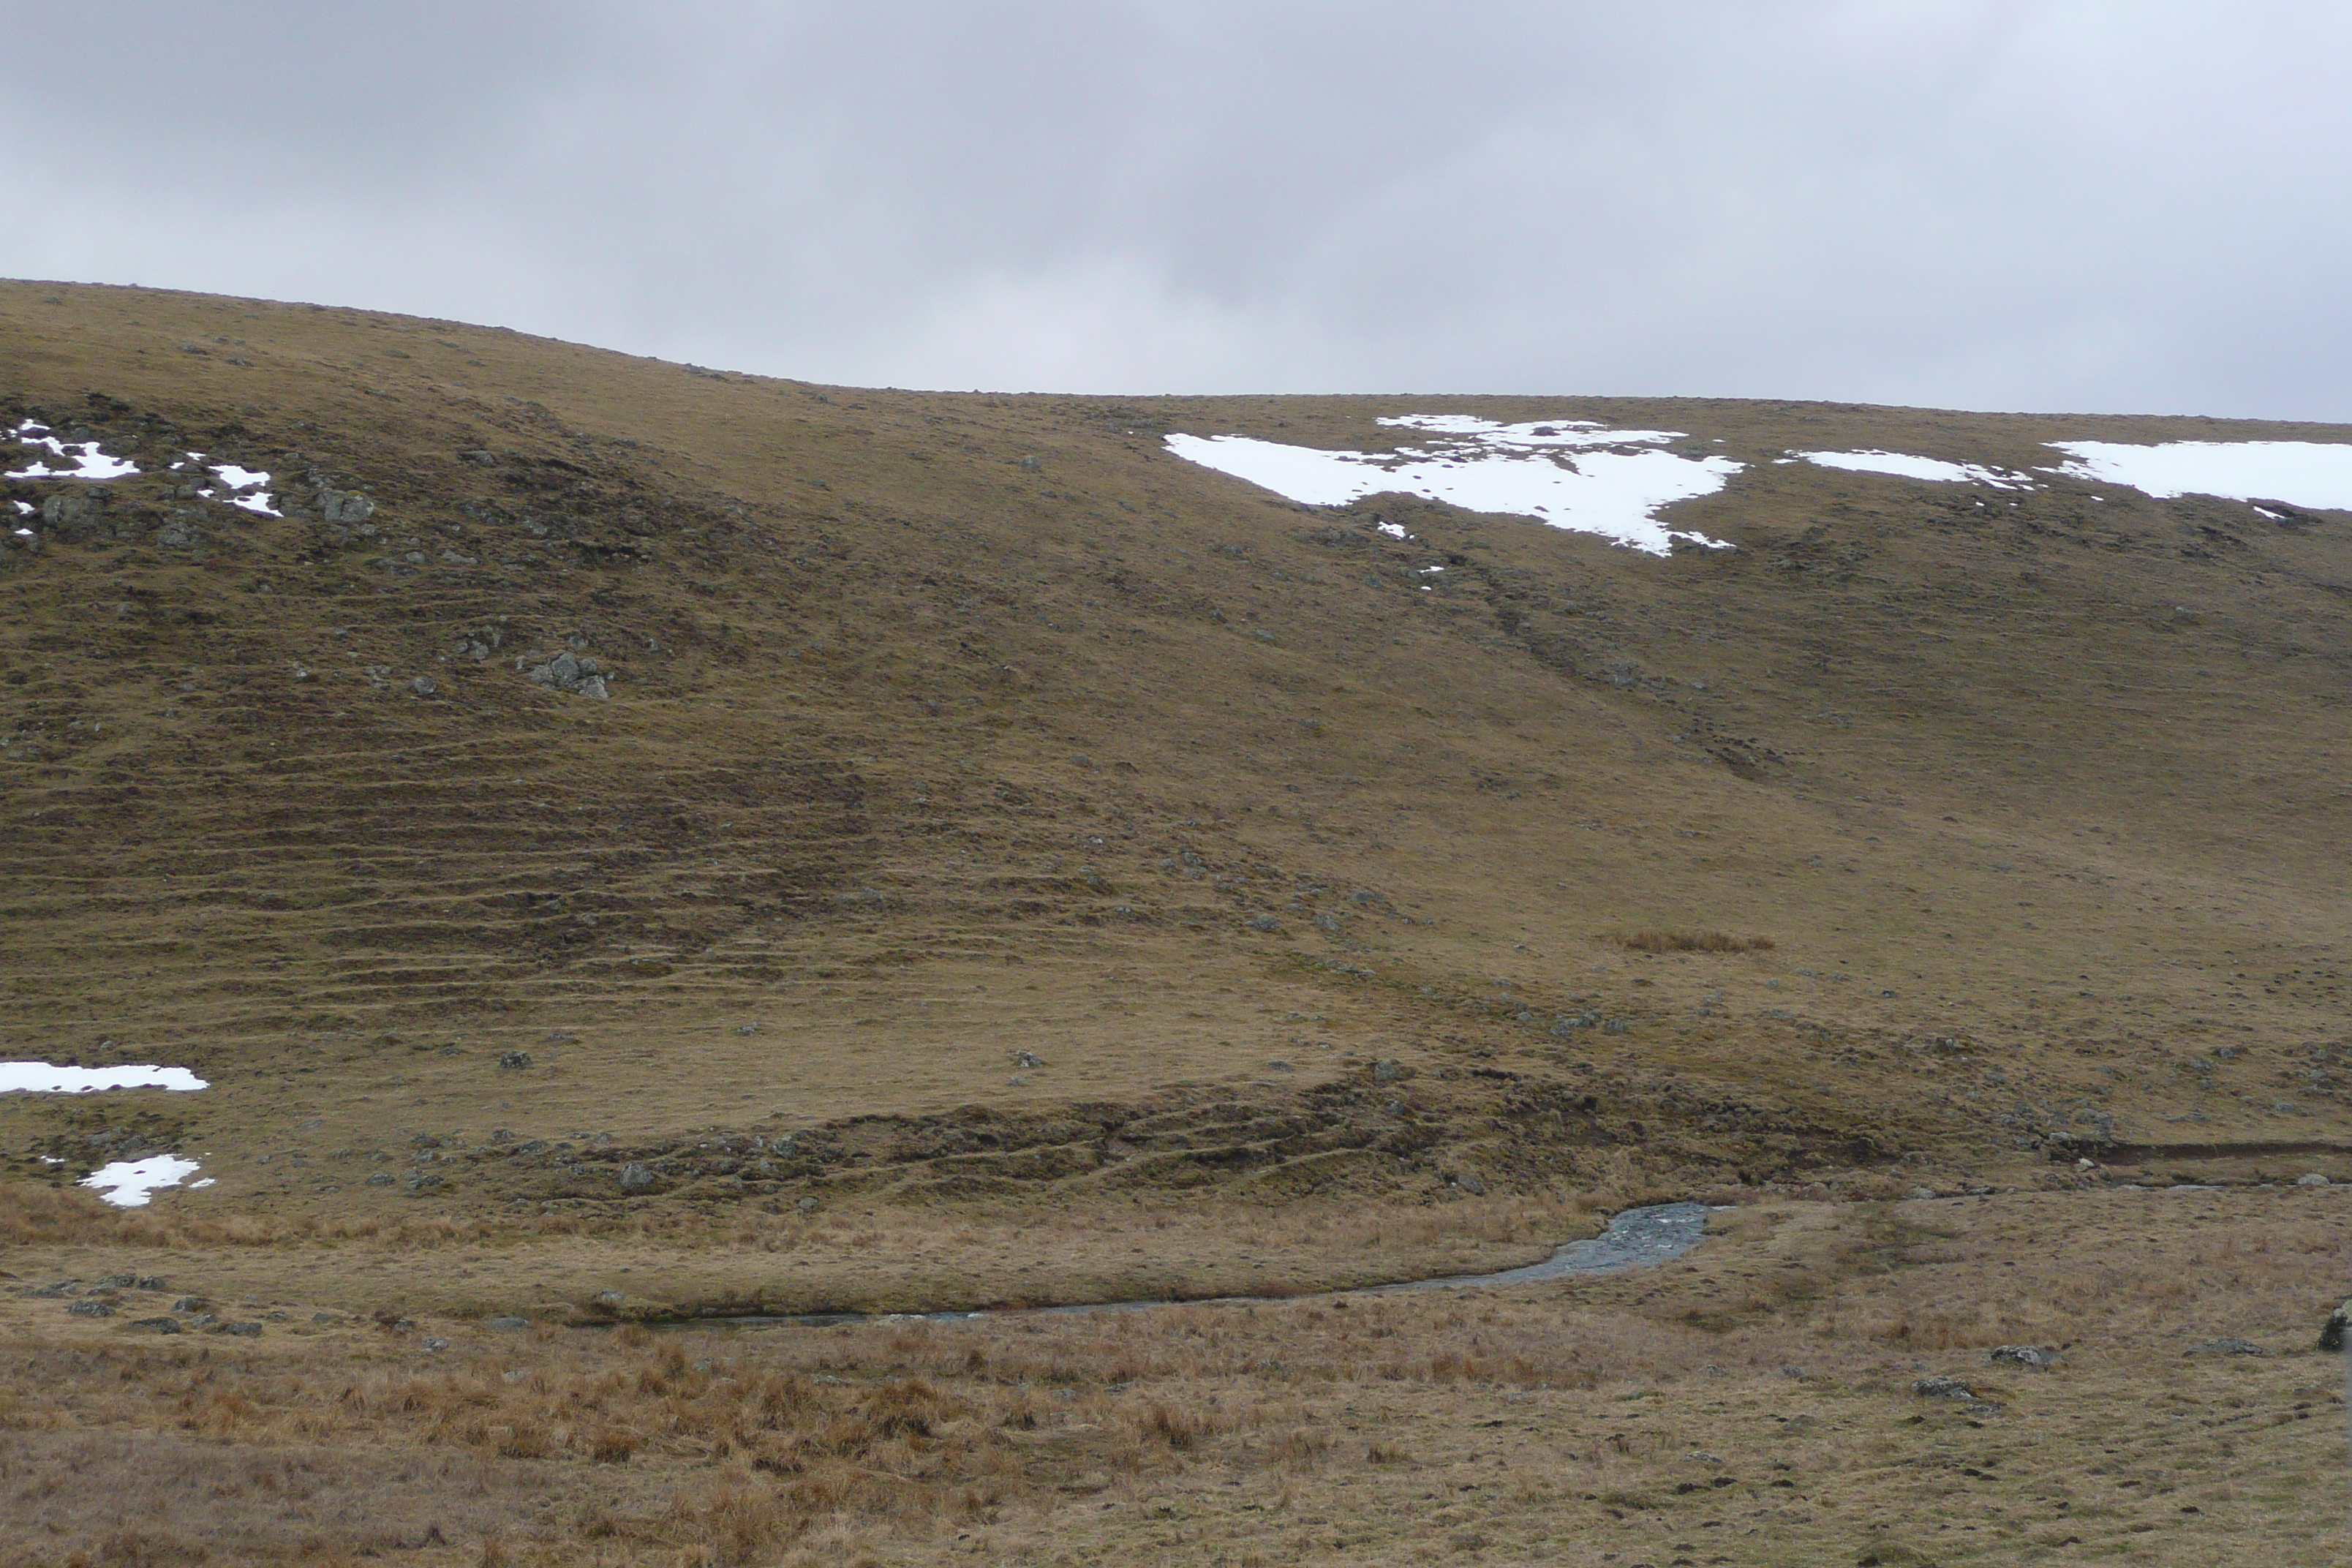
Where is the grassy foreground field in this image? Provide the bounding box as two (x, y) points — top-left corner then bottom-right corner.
(1, 279), (2348, 1563)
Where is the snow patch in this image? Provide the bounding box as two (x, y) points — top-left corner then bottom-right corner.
(80, 1155), (204, 1207)
(1796, 450), (2038, 489)
(1165, 417), (1738, 556)
(2044, 440), (2352, 509)
(6, 420), (138, 481)
(0, 1062), (210, 1093)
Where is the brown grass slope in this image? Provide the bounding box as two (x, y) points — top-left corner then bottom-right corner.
(0, 279), (2348, 1311)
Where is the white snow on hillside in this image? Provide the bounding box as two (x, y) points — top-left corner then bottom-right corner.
(1796, 450), (2038, 489)
(1166, 417), (1738, 554)
(2046, 440), (2352, 508)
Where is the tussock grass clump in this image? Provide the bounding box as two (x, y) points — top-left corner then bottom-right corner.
(1610, 929), (1774, 954)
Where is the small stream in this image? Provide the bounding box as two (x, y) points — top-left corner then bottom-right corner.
(692, 1202), (1714, 1330)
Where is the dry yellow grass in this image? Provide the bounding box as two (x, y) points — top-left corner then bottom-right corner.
(3, 281), (2350, 1562)
(4, 1183), (2346, 1565)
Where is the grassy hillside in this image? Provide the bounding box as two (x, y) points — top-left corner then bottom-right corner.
(3, 280), (2348, 1566)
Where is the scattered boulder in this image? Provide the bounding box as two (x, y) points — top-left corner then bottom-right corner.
(1912, 1376), (1975, 1400)
(1013, 1050), (1046, 1068)
(225, 1322), (263, 1338)
(523, 649), (611, 700)
(618, 1162), (656, 1194)
(1987, 1345), (2061, 1371)
(132, 1317), (181, 1334)
(2296, 1172), (2329, 1187)
(497, 1051), (532, 1071)
(421, 1336), (450, 1352)
(1452, 1172), (1488, 1196)
(1371, 1059), (1406, 1084)
(186, 1313), (220, 1330)
(408, 676), (437, 698)
(171, 1297), (206, 1313)
(64, 1299), (113, 1319)
(41, 491), (104, 541)
(364, 1172), (396, 1186)
(2185, 1337), (2269, 1357)
(317, 486), (376, 524)
(2321, 1300), (2350, 1352)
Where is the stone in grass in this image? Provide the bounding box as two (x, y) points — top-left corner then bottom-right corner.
(1013, 1050), (1046, 1068)
(1912, 1376), (1975, 1400)
(364, 1172), (396, 1186)
(488, 1316), (530, 1333)
(422, 1336), (450, 1352)
(2321, 1300), (2352, 1352)
(1987, 1345), (2062, 1370)
(497, 1050), (532, 1071)
(131, 1317), (181, 1334)
(2185, 1338), (2269, 1357)
(618, 1162), (656, 1194)
(2296, 1172), (2330, 1186)
(65, 1299), (114, 1319)
(224, 1322), (263, 1338)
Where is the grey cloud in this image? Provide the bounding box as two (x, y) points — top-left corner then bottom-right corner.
(6, 1), (2351, 417)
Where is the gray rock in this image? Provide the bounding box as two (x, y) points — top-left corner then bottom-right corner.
(1454, 1173), (1488, 1196)
(796, 1195), (820, 1212)
(312, 1313), (337, 1324)
(132, 1317), (181, 1333)
(408, 676), (437, 697)
(524, 647), (613, 699)
(41, 491), (104, 541)
(402, 1172), (442, 1193)
(95, 1273), (140, 1289)
(1013, 1050), (1046, 1068)
(155, 517), (200, 550)
(225, 1321), (263, 1337)
(1371, 1059), (1406, 1084)
(1247, 915), (1283, 932)
(317, 487), (376, 524)
(134, 1275), (168, 1292)
(487, 1315), (530, 1333)
(1266, 1059), (1294, 1072)
(31, 1281), (81, 1299)
(364, 1172), (396, 1186)
(594, 1289), (625, 1307)
(2296, 1172), (2329, 1186)
(2320, 1299), (2350, 1352)
(618, 1162), (655, 1194)
(2185, 1337), (2269, 1357)
(1987, 1345), (2061, 1370)
(171, 1297), (206, 1313)
(65, 1299), (114, 1318)
(186, 1314), (219, 1330)
(497, 1051), (532, 1071)
(1912, 1376), (1975, 1400)
(421, 1335), (449, 1352)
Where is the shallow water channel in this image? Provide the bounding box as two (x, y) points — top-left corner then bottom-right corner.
(693, 1202), (1713, 1330)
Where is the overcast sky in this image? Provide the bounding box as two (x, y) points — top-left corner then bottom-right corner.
(7, 2), (2349, 417)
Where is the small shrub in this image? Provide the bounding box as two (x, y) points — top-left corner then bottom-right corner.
(1613, 929), (1774, 954)
(1140, 1402), (1204, 1448)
